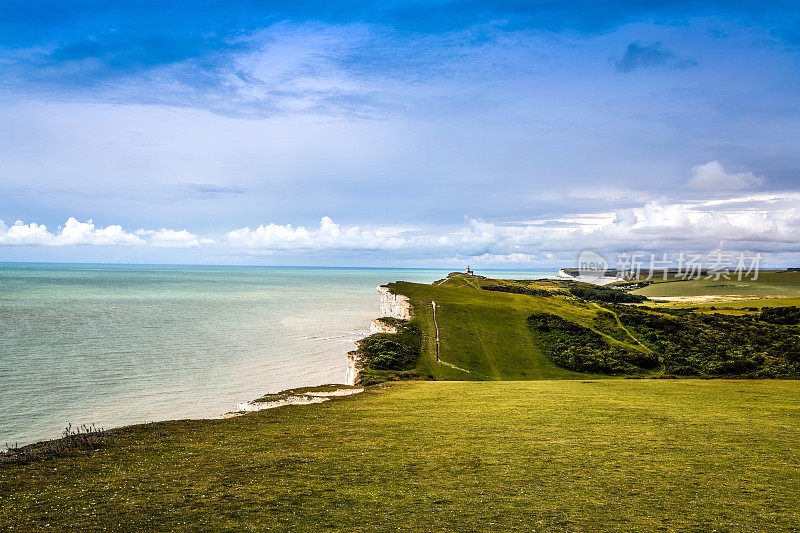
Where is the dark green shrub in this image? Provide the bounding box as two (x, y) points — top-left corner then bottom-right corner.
(482, 284), (553, 297)
(358, 337), (416, 370)
(614, 306), (800, 377)
(527, 313), (657, 374)
(664, 365), (700, 376)
(758, 306), (800, 325)
(352, 321), (421, 373)
(568, 284), (648, 304)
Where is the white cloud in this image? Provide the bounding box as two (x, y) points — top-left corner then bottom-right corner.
(0, 219), (53, 245)
(226, 216), (407, 251)
(223, 201), (800, 259)
(687, 160), (764, 190)
(0, 218), (200, 248)
(5, 196), (800, 262)
(468, 253), (537, 263)
(58, 218), (144, 246)
(588, 201), (789, 247)
(136, 228), (203, 248)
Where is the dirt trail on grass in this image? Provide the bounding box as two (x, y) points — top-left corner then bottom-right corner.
(431, 300), (440, 362)
(591, 303), (651, 352)
(430, 300), (480, 376)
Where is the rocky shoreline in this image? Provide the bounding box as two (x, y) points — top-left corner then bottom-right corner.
(223, 385), (365, 418)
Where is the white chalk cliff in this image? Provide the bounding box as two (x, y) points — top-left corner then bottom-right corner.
(345, 351), (360, 386)
(377, 285), (413, 319)
(346, 285), (413, 385)
(370, 318), (398, 334)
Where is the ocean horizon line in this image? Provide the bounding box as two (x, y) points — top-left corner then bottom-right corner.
(0, 261), (560, 272)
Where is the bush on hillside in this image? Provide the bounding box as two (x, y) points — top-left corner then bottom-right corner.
(613, 306), (800, 377)
(758, 306), (800, 325)
(351, 321), (421, 372)
(527, 313), (657, 374)
(568, 284), (647, 304)
(482, 284), (553, 297)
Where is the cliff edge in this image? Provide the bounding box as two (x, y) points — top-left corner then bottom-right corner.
(346, 285), (415, 385)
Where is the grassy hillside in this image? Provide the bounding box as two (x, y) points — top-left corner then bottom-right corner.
(633, 270), (800, 301)
(359, 274), (800, 380)
(384, 275), (655, 380)
(2, 380), (798, 531)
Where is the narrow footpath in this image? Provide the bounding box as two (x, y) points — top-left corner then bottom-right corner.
(431, 300), (440, 362)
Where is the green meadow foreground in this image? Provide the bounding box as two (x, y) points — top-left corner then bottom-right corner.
(2, 380), (798, 531)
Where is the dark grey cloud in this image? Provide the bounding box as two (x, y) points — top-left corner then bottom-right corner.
(614, 41), (697, 72)
(175, 184), (249, 199)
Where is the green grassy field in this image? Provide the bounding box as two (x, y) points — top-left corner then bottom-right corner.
(654, 298), (800, 316)
(1, 380), (798, 531)
(633, 270), (800, 300)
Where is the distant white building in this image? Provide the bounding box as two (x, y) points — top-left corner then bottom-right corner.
(465, 265), (474, 276)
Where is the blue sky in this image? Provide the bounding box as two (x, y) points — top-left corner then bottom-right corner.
(1, 1), (799, 267)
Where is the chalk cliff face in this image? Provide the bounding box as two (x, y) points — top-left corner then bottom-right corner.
(377, 285), (413, 320)
(345, 351), (360, 386)
(369, 318), (398, 334)
(346, 285), (413, 386)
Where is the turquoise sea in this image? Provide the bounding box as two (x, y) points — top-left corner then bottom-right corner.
(0, 264), (554, 446)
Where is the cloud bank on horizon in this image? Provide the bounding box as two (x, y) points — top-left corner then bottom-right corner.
(5, 190), (800, 266)
(0, 1), (798, 266)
